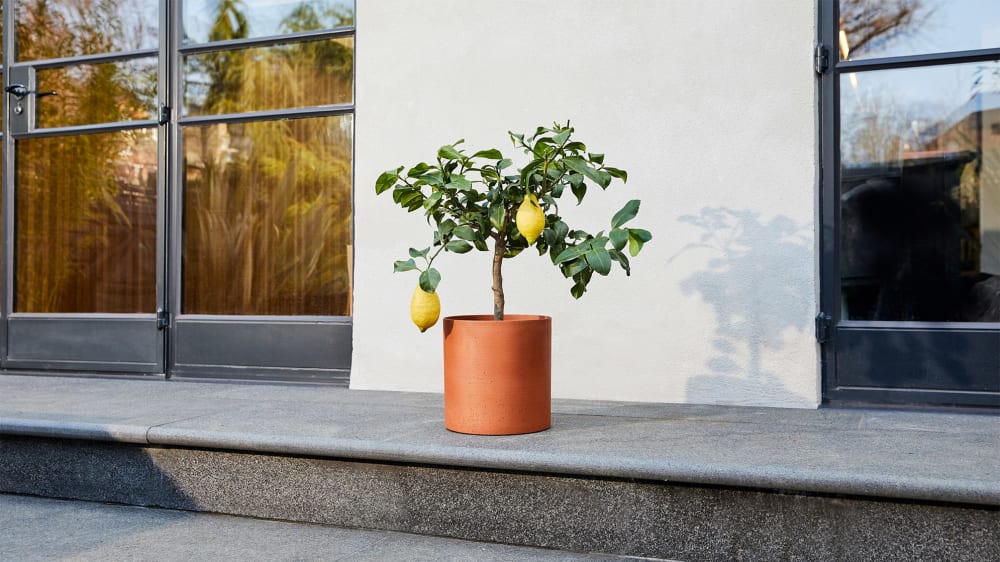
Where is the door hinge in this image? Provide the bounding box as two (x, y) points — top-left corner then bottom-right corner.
(815, 312), (833, 343)
(158, 104), (171, 125)
(157, 308), (170, 330)
(814, 43), (830, 75)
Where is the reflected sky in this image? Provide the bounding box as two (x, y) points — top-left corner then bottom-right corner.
(182, 0), (354, 44)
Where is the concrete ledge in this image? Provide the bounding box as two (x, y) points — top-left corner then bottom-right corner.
(3, 435), (999, 561)
(1, 374), (999, 506)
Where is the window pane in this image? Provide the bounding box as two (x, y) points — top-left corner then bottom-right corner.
(183, 0), (354, 44)
(183, 38), (353, 116)
(36, 58), (158, 128)
(16, 129), (158, 313)
(839, 0), (1000, 61)
(182, 115), (353, 315)
(16, 0), (158, 60)
(840, 62), (1000, 321)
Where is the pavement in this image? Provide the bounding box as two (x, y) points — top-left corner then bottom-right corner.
(0, 494), (650, 561)
(1, 374), (998, 506)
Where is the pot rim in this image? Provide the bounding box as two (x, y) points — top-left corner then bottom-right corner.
(444, 314), (551, 323)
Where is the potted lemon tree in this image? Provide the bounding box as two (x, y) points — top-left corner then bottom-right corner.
(376, 122), (651, 434)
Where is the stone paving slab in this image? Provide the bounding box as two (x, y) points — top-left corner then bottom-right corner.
(1, 374), (998, 506)
(0, 494), (644, 561)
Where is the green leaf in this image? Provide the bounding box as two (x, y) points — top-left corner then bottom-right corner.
(472, 149), (504, 160)
(553, 129), (571, 145)
(375, 168), (401, 194)
(498, 158), (513, 170)
(438, 219), (456, 236)
(393, 259), (417, 272)
(611, 200), (641, 228)
(553, 245), (588, 265)
(570, 181), (587, 204)
(406, 162), (431, 177)
(452, 225), (476, 241)
(604, 167), (628, 183)
(563, 156), (608, 188)
(423, 191), (443, 211)
(570, 282), (586, 299)
(419, 268), (441, 292)
(489, 204), (506, 231)
(438, 145), (463, 160)
(418, 171), (444, 186)
(628, 228), (653, 257)
(585, 247), (612, 275)
(609, 249), (631, 276)
(609, 228), (628, 251)
(563, 258), (589, 277)
(446, 175), (473, 191)
(588, 153), (605, 165)
(409, 247), (430, 258)
(445, 240), (473, 254)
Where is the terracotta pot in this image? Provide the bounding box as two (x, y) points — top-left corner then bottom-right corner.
(442, 315), (551, 435)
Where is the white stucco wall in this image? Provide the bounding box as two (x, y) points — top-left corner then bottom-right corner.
(351, 0), (819, 408)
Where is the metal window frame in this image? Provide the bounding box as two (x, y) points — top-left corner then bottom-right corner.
(0, 1), (357, 384)
(818, 0), (1000, 407)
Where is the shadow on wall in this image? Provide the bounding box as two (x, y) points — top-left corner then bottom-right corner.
(673, 208), (813, 407)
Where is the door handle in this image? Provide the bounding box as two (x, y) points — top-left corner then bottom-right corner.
(5, 84), (58, 100)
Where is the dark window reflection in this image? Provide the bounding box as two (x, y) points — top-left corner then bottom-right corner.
(16, 0), (157, 60)
(182, 0), (354, 44)
(16, 130), (158, 313)
(183, 37), (353, 116)
(839, 0), (999, 61)
(841, 63), (1000, 322)
(182, 116), (353, 316)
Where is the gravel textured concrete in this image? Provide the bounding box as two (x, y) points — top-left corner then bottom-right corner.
(0, 494), (641, 561)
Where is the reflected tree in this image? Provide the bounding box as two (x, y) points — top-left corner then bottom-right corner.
(183, 1), (355, 315)
(15, 0), (157, 313)
(839, 0), (933, 58)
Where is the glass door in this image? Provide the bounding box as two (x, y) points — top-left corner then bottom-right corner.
(168, 0), (354, 382)
(2, 1), (354, 382)
(2, 0), (164, 373)
(820, 0), (1000, 407)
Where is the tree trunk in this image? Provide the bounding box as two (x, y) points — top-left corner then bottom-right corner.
(492, 231), (505, 320)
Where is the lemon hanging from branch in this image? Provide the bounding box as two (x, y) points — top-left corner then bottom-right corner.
(410, 285), (440, 332)
(515, 193), (545, 244)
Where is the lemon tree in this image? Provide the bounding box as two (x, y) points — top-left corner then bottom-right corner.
(376, 122), (652, 327)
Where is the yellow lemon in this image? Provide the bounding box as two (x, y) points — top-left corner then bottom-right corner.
(410, 285), (440, 332)
(516, 193), (545, 244)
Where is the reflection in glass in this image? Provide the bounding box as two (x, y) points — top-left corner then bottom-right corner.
(182, 115), (353, 315)
(16, 129), (158, 313)
(183, 0), (354, 44)
(840, 62), (1000, 321)
(36, 58), (158, 128)
(183, 38), (353, 116)
(16, 0), (157, 60)
(839, 0), (1000, 61)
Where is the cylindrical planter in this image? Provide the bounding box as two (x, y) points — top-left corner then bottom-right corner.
(442, 315), (551, 435)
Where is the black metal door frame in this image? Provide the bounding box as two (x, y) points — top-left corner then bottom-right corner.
(818, 0), (1000, 408)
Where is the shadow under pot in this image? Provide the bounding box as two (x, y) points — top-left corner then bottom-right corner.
(442, 315), (551, 435)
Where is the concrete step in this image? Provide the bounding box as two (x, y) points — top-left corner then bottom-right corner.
(1, 494), (654, 561)
(2, 375), (999, 561)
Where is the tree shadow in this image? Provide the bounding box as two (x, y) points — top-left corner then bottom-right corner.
(672, 208), (814, 407)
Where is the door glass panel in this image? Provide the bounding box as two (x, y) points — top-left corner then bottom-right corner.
(182, 37), (353, 116)
(182, 0), (354, 44)
(16, 0), (158, 60)
(182, 115), (353, 316)
(838, 0), (1000, 61)
(840, 61), (1000, 321)
(15, 129), (158, 313)
(35, 58), (158, 128)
